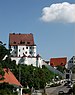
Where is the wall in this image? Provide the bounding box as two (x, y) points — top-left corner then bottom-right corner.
(11, 56), (43, 68)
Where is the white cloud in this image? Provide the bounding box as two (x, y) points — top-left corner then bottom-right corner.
(40, 2), (75, 23)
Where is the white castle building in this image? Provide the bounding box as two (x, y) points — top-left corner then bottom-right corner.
(9, 33), (44, 67)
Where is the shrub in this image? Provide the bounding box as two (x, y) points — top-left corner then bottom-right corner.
(22, 89), (31, 94)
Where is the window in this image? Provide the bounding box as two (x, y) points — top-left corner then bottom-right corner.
(15, 51), (16, 54)
(19, 55), (20, 57)
(30, 47), (32, 49)
(20, 41), (22, 44)
(26, 47), (28, 49)
(23, 47), (24, 50)
(25, 51), (27, 54)
(14, 46), (16, 49)
(27, 42), (30, 44)
(30, 51), (32, 54)
(23, 53), (24, 55)
(50, 63), (53, 66)
(61, 63), (63, 66)
(22, 42), (25, 44)
(14, 41), (16, 44)
(19, 49), (20, 52)
(66, 74), (69, 79)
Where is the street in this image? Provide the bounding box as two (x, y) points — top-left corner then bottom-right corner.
(45, 85), (70, 95)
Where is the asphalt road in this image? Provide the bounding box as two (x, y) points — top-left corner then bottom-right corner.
(45, 85), (70, 95)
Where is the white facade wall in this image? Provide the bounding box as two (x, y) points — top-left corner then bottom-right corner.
(11, 56), (44, 68)
(68, 56), (75, 69)
(11, 57), (37, 66)
(37, 57), (44, 68)
(10, 46), (17, 57)
(10, 45), (36, 57)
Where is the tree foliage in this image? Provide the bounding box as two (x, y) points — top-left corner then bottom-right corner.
(0, 42), (9, 61)
(56, 65), (65, 73)
(0, 83), (18, 95)
(0, 41), (58, 91)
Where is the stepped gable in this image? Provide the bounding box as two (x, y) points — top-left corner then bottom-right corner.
(9, 33), (35, 46)
(0, 68), (22, 87)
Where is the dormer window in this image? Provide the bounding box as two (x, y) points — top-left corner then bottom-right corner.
(27, 42), (30, 44)
(14, 41), (16, 44)
(22, 42), (25, 44)
(20, 41), (22, 44)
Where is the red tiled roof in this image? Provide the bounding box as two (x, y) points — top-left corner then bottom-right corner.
(50, 57), (67, 67)
(0, 68), (22, 87)
(9, 33), (35, 46)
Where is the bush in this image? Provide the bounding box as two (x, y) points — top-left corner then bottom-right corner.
(22, 89), (31, 94)
(73, 84), (75, 94)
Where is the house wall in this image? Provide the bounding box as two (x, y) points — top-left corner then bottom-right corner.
(17, 45), (36, 57)
(10, 46), (17, 57)
(10, 45), (36, 57)
(68, 56), (75, 69)
(11, 56), (44, 68)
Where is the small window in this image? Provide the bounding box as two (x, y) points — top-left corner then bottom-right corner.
(14, 46), (16, 49)
(61, 63), (63, 65)
(19, 49), (20, 52)
(14, 41), (16, 44)
(25, 51), (27, 54)
(23, 42), (25, 44)
(30, 47), (32, 49)
(26, 47), (28, 49)
(23, 53), (24, 55)
(15, 51), (16, 54)
(19, 55), (20, 57)
(66, 74), (69, 79)
(50, 63), (53, 66)
(23, 47), (24, 50)
(30, 51), (32, 54)
(20, 41), (22, 44)
(27, 42), (30, 44)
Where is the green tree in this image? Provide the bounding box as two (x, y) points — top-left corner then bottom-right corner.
(0, 83), (18, 95)
(0, 41), (9, 61)
(56, 65), (65, 73)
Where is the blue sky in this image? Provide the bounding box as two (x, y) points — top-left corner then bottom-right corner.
(0, 0), (75, 60)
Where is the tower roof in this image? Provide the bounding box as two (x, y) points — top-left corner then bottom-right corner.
(9, 33), (35, 46)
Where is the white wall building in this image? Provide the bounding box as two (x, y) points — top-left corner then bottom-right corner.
(68, 56), (75, 69)
(9, 33), (36, 57)
(9, 33), (44, 67)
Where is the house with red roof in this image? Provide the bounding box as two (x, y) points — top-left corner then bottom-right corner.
(50, 57), (67, 67)
(9, 33), (36, 57)
(0, 68), (23, 95)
